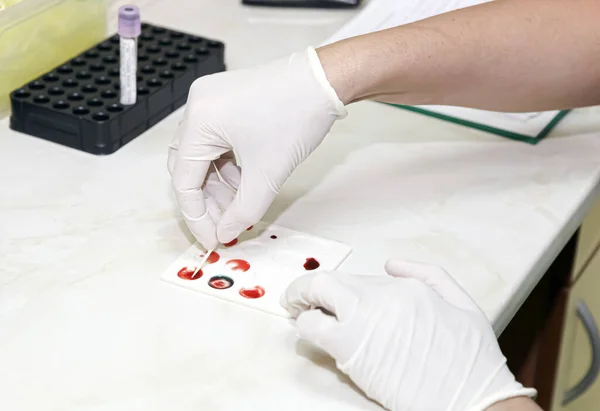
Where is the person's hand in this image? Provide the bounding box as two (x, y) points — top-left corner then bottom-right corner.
(281, 260), (537, 411)
(167, 47), (347, 250)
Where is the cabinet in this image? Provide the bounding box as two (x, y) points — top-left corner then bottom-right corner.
(551, 234), (600, 410)
(496, 197), (600, 409)
(571, 199), (600, 281)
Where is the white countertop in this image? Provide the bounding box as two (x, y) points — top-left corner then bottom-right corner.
(2, 1), (600, 410)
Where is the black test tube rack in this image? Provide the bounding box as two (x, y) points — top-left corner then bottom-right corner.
(9, 23), (226, 155)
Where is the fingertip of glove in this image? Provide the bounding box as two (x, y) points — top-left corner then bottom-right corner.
(384, 258), (440, 279)
(383, 258), (414, 278)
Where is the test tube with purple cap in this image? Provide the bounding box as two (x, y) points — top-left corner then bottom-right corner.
(118, 5), (141, 105)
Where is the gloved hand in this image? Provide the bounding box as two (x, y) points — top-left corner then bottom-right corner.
(167, 47), (347, 250)
(281, 260), (537, 411)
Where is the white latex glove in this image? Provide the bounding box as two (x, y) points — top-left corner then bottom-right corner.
(281, 260), (537, 411)
(168, 47), (346, 250)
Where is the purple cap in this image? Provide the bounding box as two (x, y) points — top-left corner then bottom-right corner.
(118, 5), (141, 38)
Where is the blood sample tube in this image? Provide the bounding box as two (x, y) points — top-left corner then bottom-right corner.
(118, 5), (141, 105)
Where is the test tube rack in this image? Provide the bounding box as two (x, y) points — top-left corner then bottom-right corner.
(9, 23), (226, 155)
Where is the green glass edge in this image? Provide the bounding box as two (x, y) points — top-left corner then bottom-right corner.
(385, 103), (571, 145)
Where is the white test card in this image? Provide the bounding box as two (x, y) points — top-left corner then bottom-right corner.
(160, 222), (352, 317)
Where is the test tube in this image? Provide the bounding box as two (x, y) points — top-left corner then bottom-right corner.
(118, 5), (141, 105)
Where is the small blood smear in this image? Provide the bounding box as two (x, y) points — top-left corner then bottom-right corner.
(200, 251), (220, 264)
(224, 238), (238, 247)
(270, 235), (277, 239)
(303, 258), (320, 270)
(247, 226), (253, 231)
(177, 266), (202, 280)
(225, 259), (250, 272)
(239, 286), (265, 299)
(208, 276), (234, 290)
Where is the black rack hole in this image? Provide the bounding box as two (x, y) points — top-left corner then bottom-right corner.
(114, 84), (120, 90)
(85, 50), (99, 58)
(57, 65), (73, 74)
(67, 92), (84, 101)
(62, 79), (78, 88)
(159, 70), (174, 79)
(170, 31), (184, 39)
(141, 23), (150, 29)
(109, 35), (120, 44)
(172, 62), (187, 71)
(137, 75), (143, 82)
(138, 54), (149, 62)
(90, 63), (105, 72)
(29, 81), (45, 90)
(103, 55), (118, 64)
(188, 36), (202, 44)
(141, 65), (155, 74)
(76, 71), (92, 80)
(165, 50), (180, 58)
(196, 46), (208, 55)
(53, 101), (69, 110)
(184, 54), (198, 63)
(43, 73), (59, 82)
(87, 98), (103, 107)
(92, 112), (109, 122)
(152, 58), (167, 66)
(107, 103), (124, 113)
(98, 41), (112, 51)
(73, 106), (90, 115)
(48, 86), (64, 96)
(71, 57), (86, 66)
(95, 76), (111, 85)
(146, 44), (161, 53)
(13, 89), (30, 98)
(152, 26), (166, 34)
(141, 33), (154, 41)
(137, 86), (150, 95)
(101, 89), (117, 99)
(177, 42), (191, 51)
(34, 94), (50, 103)
(108, 68), (120, 77)
(159, 37), (172, 46)
(82, 84), (98, 93)
(147, 78), (163, 87)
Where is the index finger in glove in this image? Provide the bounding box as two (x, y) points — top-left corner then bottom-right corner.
(170, 119), (218, 250)
(384, 259), (480, 313)
(172, 157), (217, 250)
(281, 272), (358, 322)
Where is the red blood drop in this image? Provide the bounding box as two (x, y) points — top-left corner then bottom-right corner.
(224, 238), (238, 247)
(270, 235), (277, 239)
(211, 280), (228, 289)
(199, 251), (220, 264)
(247, 226), (253, 231)
(239, 286), (265, 299)
(177, 266), (202, 280)
(225, 259), (250, 272)
(303, 258), (320, 271)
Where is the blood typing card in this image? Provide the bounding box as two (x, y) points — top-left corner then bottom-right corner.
(160, 222), (352, 317)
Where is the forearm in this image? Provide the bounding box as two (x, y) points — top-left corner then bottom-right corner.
(486, 396), (543, 411)
(317, 0), (600, 112)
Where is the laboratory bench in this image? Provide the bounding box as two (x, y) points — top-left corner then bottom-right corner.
(1, 1), (600, 410)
